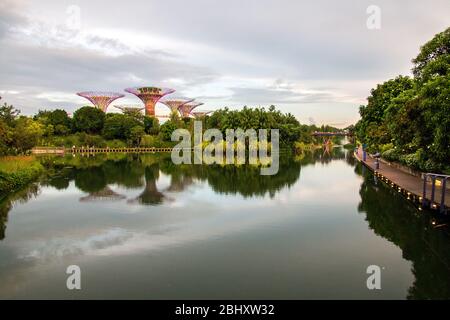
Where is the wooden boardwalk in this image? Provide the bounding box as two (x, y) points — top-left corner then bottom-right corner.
(32, 147), (192, 154)
(355, 148), (450, 213)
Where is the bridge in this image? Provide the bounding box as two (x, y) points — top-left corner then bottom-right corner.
(312, 131), (351, 136)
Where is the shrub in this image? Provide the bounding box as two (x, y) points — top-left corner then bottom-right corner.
(381, 148), (400, 162)
(0, 157), (44, 193)
(105, 139), (127, 148)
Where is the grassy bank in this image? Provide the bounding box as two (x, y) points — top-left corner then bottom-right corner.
(0, 156), (44, 195)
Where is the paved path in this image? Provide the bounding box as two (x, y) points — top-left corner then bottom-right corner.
(354, 148), (450, 210)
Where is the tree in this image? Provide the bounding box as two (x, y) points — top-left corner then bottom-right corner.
(0, 102), (20, 126)
(129, 126), (145, 146)
(355, 76), (414, 148)
(48, 109), (71, 135)
(0, 119), (12, 155)
(412, 27), (450, 82)
(12, 117), (44, 153)
(144, 116), (160, 135)
(355, 26), (450, 172)
(72, 106), (105, 134)
(102, 114), (142, 140)
(159, 120), (178, 141)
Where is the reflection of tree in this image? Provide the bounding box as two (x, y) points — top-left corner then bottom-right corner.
(103, 158), (144, 189)
(356, 165), (450, 299)
(191, 156), (300, 198)
(74, 167), (107, 193)
(165, 174), (193, 192)
(0, 183), (40, 240)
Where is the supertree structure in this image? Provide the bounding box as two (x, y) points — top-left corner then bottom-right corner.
(124, 87), (175, 116)
(178, 102), (204, 118)
(76, 91), (125, 112)
(191, 111), (212, 118)
(159, 97), (195, 114)
(114, 105), (145, 113)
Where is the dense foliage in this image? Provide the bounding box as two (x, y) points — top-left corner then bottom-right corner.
(0, 99), (342, 155)
(355, 27), (450, 172)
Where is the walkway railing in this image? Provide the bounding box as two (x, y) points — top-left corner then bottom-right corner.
(423, 173), (450, 213)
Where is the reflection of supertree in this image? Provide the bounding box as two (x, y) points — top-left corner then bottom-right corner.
(356, 164), (450, 299)
(79, 186), (126, 202)
(128, 164), (167, 205)
(159, 97), (194, 114)
(178, 102), (204, 117)
(76, 91), (125, 112)
(125, 87), (175, 116)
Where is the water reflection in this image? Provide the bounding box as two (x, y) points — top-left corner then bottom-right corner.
(0, 183), (40, 240)
(40, 152), (303, 201)
(356, 164), (450, 299)
(0, 149), (449, 299)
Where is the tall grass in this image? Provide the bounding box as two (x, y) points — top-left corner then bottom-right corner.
(0, 156), (44, 194)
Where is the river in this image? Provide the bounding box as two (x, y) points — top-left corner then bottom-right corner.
(0, 148), (449, 299)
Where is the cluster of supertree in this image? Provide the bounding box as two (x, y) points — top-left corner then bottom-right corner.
(76, 87), (210, 118)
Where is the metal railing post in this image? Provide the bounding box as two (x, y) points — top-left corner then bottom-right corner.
(422, 174), (427, 206)
(441, 177), (447, 214)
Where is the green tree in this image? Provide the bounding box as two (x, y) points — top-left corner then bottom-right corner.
(159, 120), (178, 141)
(143, 116), (160, 135)
(0, 102), (20, 126)
(102, 114), (142, 141)
(12, 117), (44, 153)
(412, 27), (450, 82)
(73, 106), (105, 134)
(48, 109), (71, 135)
(355, 76), (414, 149)
(129, 126), (145, 146)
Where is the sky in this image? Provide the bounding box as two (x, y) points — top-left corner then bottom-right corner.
(0, 0), (449, 127)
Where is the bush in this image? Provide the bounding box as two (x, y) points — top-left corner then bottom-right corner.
(140, 135), (176, 148)
(105, 139), (127, 148)
(379, 143), (394, 153)
(0, 157), (44, 194)
(381, 148), (400, 162)
(399, 153), (421, 170)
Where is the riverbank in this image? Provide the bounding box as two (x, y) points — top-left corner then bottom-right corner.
(354, 148), (449, 213)
(0, 156), (44, 195)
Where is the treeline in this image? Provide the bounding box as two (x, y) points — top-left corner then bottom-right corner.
(355, 27), (450, 173)
(0, 101), (341, 155)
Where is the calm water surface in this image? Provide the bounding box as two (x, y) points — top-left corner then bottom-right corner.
(0, 148), (449, 299)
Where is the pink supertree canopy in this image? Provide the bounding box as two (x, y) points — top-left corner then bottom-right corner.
(76, 91), (124, 112)
(159, 97), (195, 114)
(191, 111), (212, 118)
(114, 105), (145, 113)
(124, 87), (175, 116)
(178, 102), (204, 117)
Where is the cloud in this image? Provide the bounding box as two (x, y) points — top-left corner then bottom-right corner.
(0, 0), (449, 123)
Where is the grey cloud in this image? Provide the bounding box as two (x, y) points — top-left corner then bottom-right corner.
(228, 86), (340, 105)
(0, 0), (27, 39)
(0, 38), (217, 112)
(1, 0), (449, 119)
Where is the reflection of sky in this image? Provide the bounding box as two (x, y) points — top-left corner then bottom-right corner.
(0, 158), (413, 299)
